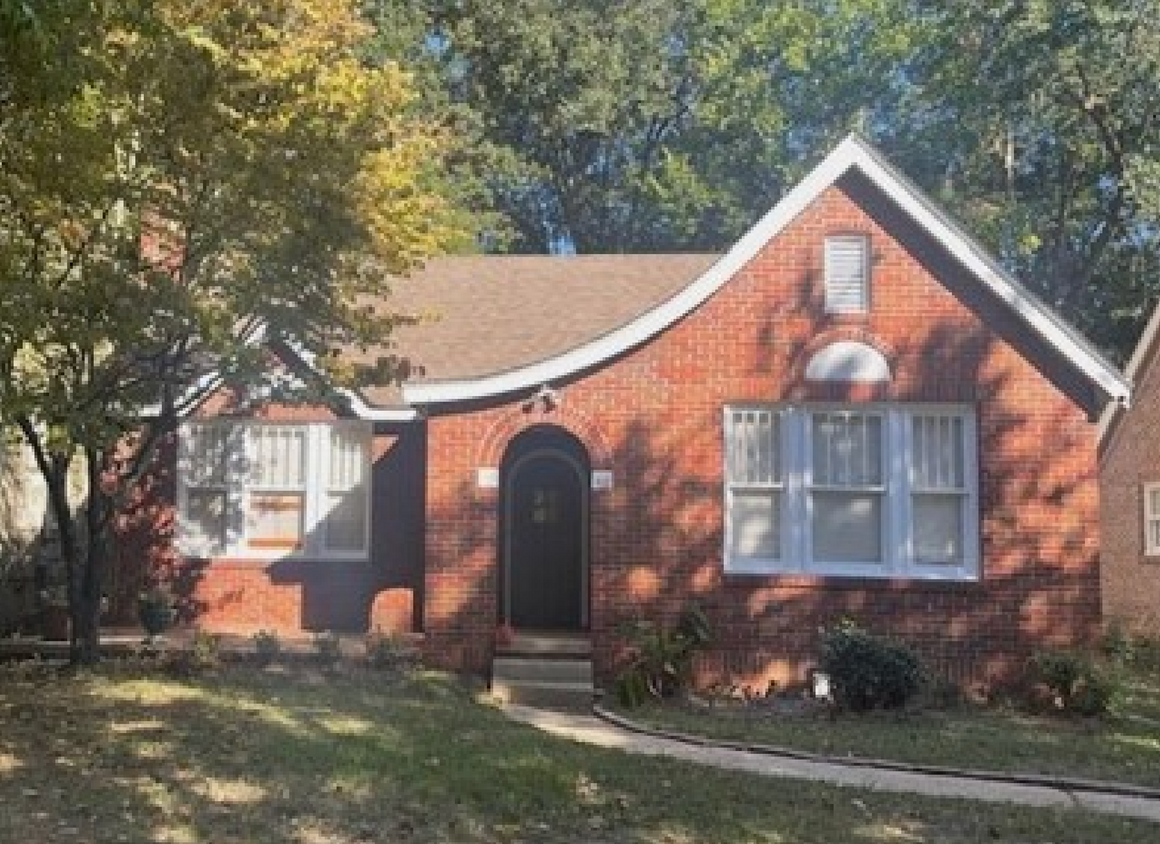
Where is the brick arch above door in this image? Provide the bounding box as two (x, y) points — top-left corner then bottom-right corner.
(475, 400), (614, 471)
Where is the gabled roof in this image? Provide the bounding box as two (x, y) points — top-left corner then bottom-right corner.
(1099, 302), (1160, 448)
(350, 253), (719, 410)
(257, 133), (1125, 418)
(381, 133), (1127, 410)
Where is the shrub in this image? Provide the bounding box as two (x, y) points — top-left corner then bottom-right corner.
(253, 630), (282, 666)
(1100, 622), (1160, 674)
(365, 628), (416, 671)
(819, 620), (924, 712)
(615, 605), (712, 708)
(166, 629), (221, 676)
(1029, 649), (1119, 716)
(313, 631), (343, 667)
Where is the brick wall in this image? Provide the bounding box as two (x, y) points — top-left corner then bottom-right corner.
(423, 176), (1102, 689)
(118, 400), (426, 637)
(1100, 342), (1160, 636)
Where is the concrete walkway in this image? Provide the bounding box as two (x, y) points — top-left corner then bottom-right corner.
(502, 704), (1160, 824)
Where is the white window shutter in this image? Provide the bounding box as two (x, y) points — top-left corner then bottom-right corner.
(825, 235), (869, 313)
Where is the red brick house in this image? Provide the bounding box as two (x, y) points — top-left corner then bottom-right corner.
(1099, 305), (1160, 636)
(134, 135), (1130, 689)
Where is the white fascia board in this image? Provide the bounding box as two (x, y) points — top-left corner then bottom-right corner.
(845, 136), (1130, 406)
(1097, 302), (1160, 444)
(403, 142), (861, 406)
(138, 323), (269, 418)
(280, 336), (419, 422)
(403, 134), (1129, 408)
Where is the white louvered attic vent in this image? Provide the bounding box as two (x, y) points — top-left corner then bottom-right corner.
(824, 235), (869, 313)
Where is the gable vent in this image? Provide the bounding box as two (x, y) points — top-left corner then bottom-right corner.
(824, 235), (869, 313)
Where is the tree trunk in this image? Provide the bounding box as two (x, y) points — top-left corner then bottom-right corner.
(75, 448), (112, 664)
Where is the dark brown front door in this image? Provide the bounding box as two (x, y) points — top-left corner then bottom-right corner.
(507, 453), (584, 630)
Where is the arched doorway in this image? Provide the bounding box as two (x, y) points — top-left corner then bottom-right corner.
(500, 426), (589, 631)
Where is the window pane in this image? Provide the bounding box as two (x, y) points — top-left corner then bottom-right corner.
(913, 494), (963, 563)
(183, 489), (226, 554)
(247, 492), (304, 549)
(912, 414), (964, 490)
(186, 425), (228, 485)
(730, 490), (780, 560)
(727, 410), (779, 485)
(1149, 488), (1160, 517)
(812, 491), (882, 562)
(329, 427), (368, 489)
(324, 487), (368, 552)
(812, 413), (881, 486)
(1150, 518), (1160, 551)
(250, 427), (306, 489)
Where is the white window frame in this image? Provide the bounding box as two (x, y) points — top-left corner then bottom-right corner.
(1143, 482), (1160, 557)
(723, 407), (786, 574)
(177, 421), (372, 561)
(723, 403), (979, 581)
(824, 234), (870, 314)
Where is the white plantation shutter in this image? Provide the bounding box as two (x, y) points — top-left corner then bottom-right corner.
(723, 404), (978, 580)
(1144, 483), (1160, 556)
(825, 235), (869, 313)
(324, 426), (370, 552)
(910, 414), (966, 564)
(809, 412), (884, 563)
(177, 421), (371, 558)
(179, 424), (229, 555)
(725, 409), (783, 564)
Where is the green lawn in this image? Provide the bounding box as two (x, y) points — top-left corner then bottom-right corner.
(612, 665), (1160, 790)
(1, 660), (1157, 844)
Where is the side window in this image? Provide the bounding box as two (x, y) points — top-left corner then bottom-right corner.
(725, 408), (783, 568)
(824, 235), (870, 313)
(1144, 483), (1160, 556)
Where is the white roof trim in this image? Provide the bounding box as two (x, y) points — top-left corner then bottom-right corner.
(146, 325), (418, 423)
(283, 337), (419, 422)
(403, 133), (1129, 408)
(1098, 302), (1160, 444)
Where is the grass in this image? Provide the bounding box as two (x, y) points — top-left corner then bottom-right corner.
(613, 662), (1160, 790)
(0, 659), (1157, 843)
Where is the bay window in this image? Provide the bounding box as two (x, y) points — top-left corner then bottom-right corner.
(177, 421), (371, 559)
(724, 404), (979, 579)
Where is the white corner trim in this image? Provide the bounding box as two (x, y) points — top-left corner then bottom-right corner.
(805, 341), (891, 382)
(1098, 303), (1157, 445)
(402, 134), (1129, 409)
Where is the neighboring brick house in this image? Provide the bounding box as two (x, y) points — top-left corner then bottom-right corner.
(130, 135), (1130, 689)
(1099, 305), (1160, 636)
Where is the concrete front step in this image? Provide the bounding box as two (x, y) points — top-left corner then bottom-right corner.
(499, 631), (591, 658)
(493, 655), (593, 685)
(491, 654), (594, 711)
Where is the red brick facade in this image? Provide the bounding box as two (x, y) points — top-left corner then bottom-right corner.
(1100, 334), (1160, 636)
(423, 178), (1101, 689)
(134, 172), (1106, 691)
(120, 397), (426, 638)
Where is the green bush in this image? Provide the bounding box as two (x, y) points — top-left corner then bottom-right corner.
(253, 629), (282, 666)
(165, 629), (221, 676)
(819, 620), (925, 712)
(1029, 649), (1119, 716)
(1100, 622), (1160, 674)
(615, 605), (712, 708)
(313, 631), (343, 666)
(365, 628), (416, 671)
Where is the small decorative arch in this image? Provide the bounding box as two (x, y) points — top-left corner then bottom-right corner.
(476, 394), (613, 470)
(805, 339), (892, 383)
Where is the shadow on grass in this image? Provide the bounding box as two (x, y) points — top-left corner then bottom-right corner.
(0, 663), (1156, 844)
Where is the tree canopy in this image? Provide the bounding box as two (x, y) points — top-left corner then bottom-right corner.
(0, 0), (466, 659)
(373, 0), (1159, 357)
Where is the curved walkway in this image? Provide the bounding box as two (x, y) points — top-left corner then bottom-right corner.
(501, 704), (1160, 824)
